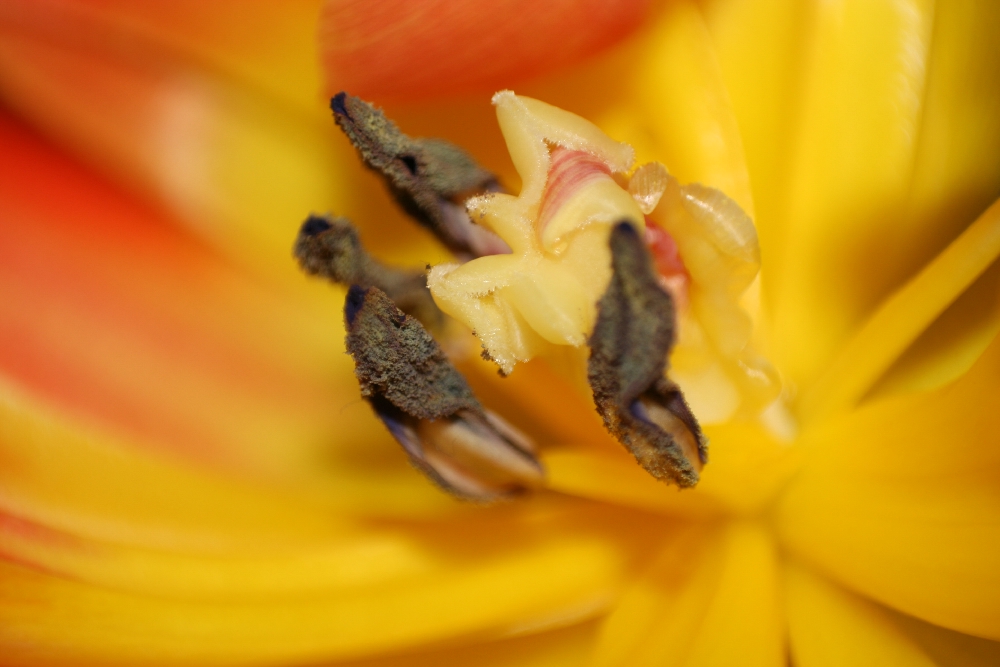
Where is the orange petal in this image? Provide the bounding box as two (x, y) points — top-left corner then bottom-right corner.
(0, 114), (463, 518)
(319, 0), (652, 102)
(0, 113), (337, 467)
(0, 30), (360, 279)
(0, 0), (325, 111)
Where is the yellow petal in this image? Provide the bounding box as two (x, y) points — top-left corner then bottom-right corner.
(866, 256), (1000, 401)
(0, 475), (626, 605)
(591, 521), (783, 667)
(889, 605), (1000, 667)
(776, 334), (1000, 639)
(545, 420), (798, 519)
(630, 1), (754, 216)
(544, 448), (724, 519)
(767, 0), (935, 384)
(765, 2), (1000, 390)
(0, 380), (470, 558)
(819, 0), (1000, 408)
(785, 563), (936, 667)
(334, 620), (600, 667)
(0, 509), (432, 601)
(801, 196), (1000, 421)
(0, 382), (351, 550)
(677, 521), (784, 667)
(590, 525), (722, 666)
(0, 517), (625, 667)
(704, 0), (804, 277)
(899, 1), (1000, 300)
(458, 354), (610, 452)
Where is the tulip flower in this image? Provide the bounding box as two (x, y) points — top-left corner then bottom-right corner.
(1, 1), (999, 665)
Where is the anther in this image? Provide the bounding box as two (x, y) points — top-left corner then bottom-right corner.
(344, 286), (543, 500)
(587, 222), (708, 488)
(294, 214), (443, 330)
(331, 92), (510, 260)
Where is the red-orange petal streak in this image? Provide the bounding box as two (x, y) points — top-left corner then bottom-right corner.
(319, 0), (652, 102)
(0, 114), (349, 474)
(0, 0), (325, 111)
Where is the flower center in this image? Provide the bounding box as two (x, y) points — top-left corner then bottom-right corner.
(312, 91), (785, 495)
(429, 92), (778, 423)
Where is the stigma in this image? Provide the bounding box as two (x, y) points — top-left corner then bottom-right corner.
(428, 91), (646, 374)
(428, 91), (777, 422)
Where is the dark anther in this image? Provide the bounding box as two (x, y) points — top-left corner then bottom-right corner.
(345, 287), (543, 500)
(330, 91), (350, 119)
(401, 155), (419, 175)
(344, 284), (366, 326)
(587, 222), (708, 488)
(331, 92), (510, 260)
(300, 214), (332, 237)
(294, 214), (444, 330)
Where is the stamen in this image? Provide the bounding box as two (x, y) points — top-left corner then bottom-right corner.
(344, 286), (543, 500)
(303, 92), (782, 494)
(588, 223), (707, 488)
(331, 92), (509, 260)
(294, 214), (443, 330)
(632, 395), (703, 474)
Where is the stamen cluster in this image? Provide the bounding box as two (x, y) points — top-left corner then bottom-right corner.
(295, 92), (776, 499)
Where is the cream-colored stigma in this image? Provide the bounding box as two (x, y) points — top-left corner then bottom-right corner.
(428, 92), (778, 422)
(428, 91), (647, 374)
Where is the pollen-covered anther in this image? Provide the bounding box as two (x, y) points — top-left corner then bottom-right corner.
(330, 92), (509, 260)
(588, 223), (707, 488)
(293, 214), (443, 330)
(344, 285), (542, 500)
